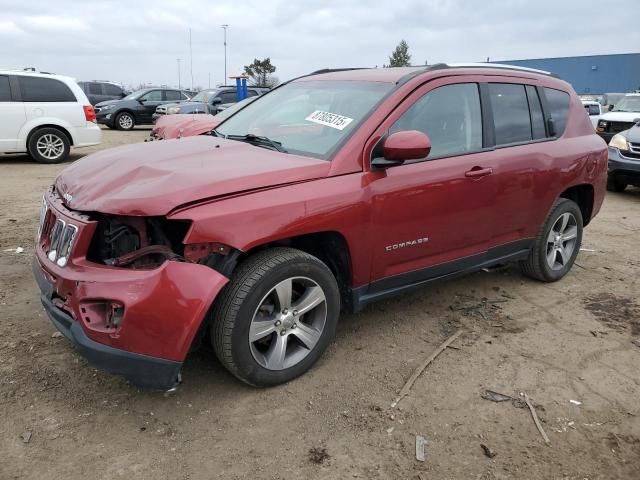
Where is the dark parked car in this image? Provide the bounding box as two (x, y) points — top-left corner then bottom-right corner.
(606, 121), (640, 191)
(95, 88), (194, 130)
(152, 86), (268, 121)
(34, 64), (606, 390)
(78, 81), (128, 106)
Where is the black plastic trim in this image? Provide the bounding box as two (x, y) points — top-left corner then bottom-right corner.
(32, 259), (182, 391)
(352, 239), (533, 311)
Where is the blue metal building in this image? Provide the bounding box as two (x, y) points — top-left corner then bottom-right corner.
(492, 53), (640, 94)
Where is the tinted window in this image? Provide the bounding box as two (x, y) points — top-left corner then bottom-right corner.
(104, 84), (122, 96)
(390, 83), (483, 159)
(489, 83), (532, 145)
(247, 90), (259, 97)
(140, 90), (162, 101)
(88, 83), (102, 95)
(543, 88), (570, 137)
(164, 90), (182, 101)
(181, 91), (191, 100)
(0, 75), (11, 101)
(584, 104), (600, 116)
(18, 76), (76, 102)
(526, 85), (546, 140)
(217, 91), (237, 104)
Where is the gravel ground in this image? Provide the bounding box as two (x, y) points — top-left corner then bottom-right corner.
(1, 127), (639, 479)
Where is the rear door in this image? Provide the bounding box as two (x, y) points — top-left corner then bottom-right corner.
(18, 75), (83, 130)
(0, 75), (26, 152)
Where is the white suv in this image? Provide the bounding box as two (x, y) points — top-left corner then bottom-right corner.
(0, 70), (101, 163)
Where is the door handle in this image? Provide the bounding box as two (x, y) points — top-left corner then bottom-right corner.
(465, 167), (493, 179)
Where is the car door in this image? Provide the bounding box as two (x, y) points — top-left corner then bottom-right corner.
(366, 79), (498, 287)
(137, 89), (163, 123)
(0, 75), (26, 153)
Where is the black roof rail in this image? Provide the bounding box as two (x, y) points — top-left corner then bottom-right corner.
(308, 67), (369, 76)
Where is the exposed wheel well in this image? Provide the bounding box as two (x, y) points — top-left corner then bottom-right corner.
(559, 184), (594, 226)
(27, 124), (73, 146)
(244, 232), (354, 312)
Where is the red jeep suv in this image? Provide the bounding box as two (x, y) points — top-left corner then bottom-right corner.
(33, 64), (607, 390)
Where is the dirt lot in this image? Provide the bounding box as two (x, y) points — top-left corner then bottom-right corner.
(1, 127), (639, 479)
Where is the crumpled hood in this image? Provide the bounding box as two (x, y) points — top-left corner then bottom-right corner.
(56, 135), (330, 216)
(599, 111), (640, 123)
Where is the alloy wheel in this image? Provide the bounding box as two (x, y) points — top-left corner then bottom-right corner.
(36, 134), (65, 161)
(546, 212), (578, 271)
(249, 276), (327, 371)
(118, 114), (133, 129)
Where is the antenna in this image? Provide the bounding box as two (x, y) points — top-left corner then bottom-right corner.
(221, 24), (229, 84)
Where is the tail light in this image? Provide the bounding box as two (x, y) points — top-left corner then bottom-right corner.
(83, 105), (96, 123)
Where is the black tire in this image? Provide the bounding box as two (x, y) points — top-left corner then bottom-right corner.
(27, 127), (70, 164)
(606, 174), (626, 192)
(115, 112), (135, 131)
(520, 198), (583, 282)
(210, 247), (340, 387)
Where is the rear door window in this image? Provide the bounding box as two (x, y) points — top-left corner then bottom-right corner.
(164, 90), (182, 101)
(104, 84), (122, 96)
(390, 83), (483, 159)
(88, 83), (103, 95)
(543, 88), (570, 137)
(218, 91), (237, 103)
(488, 83), (532, 145)
(18, 76), (76, 102)
(0, 75), (12, 101)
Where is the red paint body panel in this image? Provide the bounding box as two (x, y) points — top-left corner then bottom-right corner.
(152, 114), (221, 140)
(37, 66), (607, 368)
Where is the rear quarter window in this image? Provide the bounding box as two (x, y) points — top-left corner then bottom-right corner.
(18, 76), (76, 102)
(543, 88), (570, 137)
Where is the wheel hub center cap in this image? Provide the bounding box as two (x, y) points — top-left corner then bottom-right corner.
(280, 312), (295, 330)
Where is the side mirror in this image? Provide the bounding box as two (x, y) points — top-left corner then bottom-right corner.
(608, 104), (614, 111)
(371, 130), (432, 169)
(211, 97), (222, 105)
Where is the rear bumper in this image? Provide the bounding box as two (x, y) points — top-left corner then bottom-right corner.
(33, 259), (182, 390)
(72, 123), (102, 148)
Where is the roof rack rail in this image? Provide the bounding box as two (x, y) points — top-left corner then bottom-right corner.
(308, 67), (368, 76)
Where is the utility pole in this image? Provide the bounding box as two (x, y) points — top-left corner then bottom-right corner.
(221, 24), (229, 85)
(189, 28), (194, 90)
(177, 58), (181, 89)
(208, 72), (211, 88)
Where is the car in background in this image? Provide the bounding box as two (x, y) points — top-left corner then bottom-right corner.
(581, 100), (602, 128)
(147, 97), (257, 141)
(600, 93), (625, 112)
(596, 94), (640, 143)
(606, 121), (640, 192)
(78, 81), (128, 105)
(152, 86), (268, 121)
(95, 88), (194, 130)
(0, 69), (100, 163)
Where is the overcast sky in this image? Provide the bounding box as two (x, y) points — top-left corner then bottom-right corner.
(1, 0), (638, 90)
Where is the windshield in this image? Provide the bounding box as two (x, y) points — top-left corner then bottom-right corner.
(122, 89), (148, 101)
(215, 80), (393, 159)
(612, 96), (640, 112)
(191, 89), (218, 102)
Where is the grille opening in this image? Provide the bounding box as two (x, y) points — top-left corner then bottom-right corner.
(87, 215), (191, 268)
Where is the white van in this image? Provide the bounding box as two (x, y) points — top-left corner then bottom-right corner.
(0, 70), (101, 163)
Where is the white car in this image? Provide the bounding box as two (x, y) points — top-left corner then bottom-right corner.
(0, 69), (101, 163)
(596, 93), (640, 144)
(581, 100), (602, 129)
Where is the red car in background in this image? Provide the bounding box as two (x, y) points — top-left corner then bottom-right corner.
(34, 64), (606, 391)
(148, 97), (256, 141)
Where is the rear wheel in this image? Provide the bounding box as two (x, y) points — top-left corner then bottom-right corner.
(520, 198), (583, 282)
(210, 248), (340, 387)
(606, 174), (627, 192)
(115, 112), (135, 130)
(27, 128), (70, 164)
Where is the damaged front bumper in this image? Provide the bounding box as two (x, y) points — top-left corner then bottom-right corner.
(33, 190), (230, 390)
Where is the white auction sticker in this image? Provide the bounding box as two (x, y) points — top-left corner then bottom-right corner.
(305, 110), (354, 130)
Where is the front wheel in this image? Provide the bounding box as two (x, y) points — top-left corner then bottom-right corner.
(115, 112), (135, 130)
(520, 198), (583, 282)
(606, 174), (627, 192)
(210, 248), (340, 387)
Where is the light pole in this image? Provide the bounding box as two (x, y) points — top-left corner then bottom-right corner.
(221, 24), (229, 85)
(189, 28), (194, 91)
(177, 58), (181, 89)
